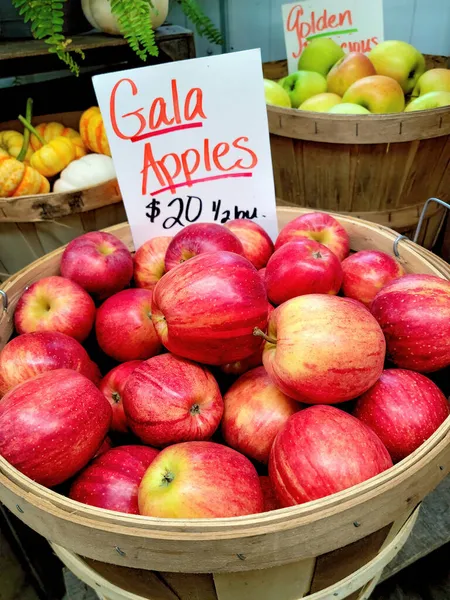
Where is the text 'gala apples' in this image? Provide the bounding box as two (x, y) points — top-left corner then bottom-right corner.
(224, 219), (274, 269)
(370, 274), (450, 373)
(265, 239), (343, 305)
(368, 40), (425, 94)
(138, 441), (264, 518)
(354, 369), (450, 463)
(0, 369), (112, 487)
(0, 331), (100, 396)
(70, 445), (159, 514)
(123, 354), (223, 447)
(257, 295), (386, 404)
(341, 250), (405, 306)
(95, 288), (162, 362)
(133, 236), (172, 290)
(275, 212), (349, 261)
(222, 366), (301, 464)
(342, 75), (405, 114)
(99, 361), (144, 433)
(151, 251), (268, 365)
(269, 406), (393, 506)
(60, 231), (133, 300)
(14, 276), (95, 343)
(165, 223), (244, 272)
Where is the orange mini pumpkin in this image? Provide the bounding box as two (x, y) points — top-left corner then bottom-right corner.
(30, 122), (87, 159)
(79, 107), (111, 156)
(0, 153), (50, 197)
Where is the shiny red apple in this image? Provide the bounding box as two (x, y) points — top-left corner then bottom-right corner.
(165, 223), (244, 271)
(0, 331), (100, 396)
(269, 405), (393, 506)
(152, 251), (268, 365)
(133, 236), (172, 290)
(222, 366), (301, 463)
(138, 441), (264, 518)
(259, 294), (386, 403)
(70, 445), (159, 514)
(275, 212), (350, 261)
(14, 276), (95, 342)
(354, 369), (450, 462)
(265, 239), (343, 305)
(0, 369), (112, 487)
(341, 250), (405, 306)
(61, 231), (133, 299)
(95, 288), (162, 362)
(224, 219), (274, 269)
(259, 475), (279, 511)
(370, 274), (450, 372)
(99, 361), (143, 433)
(123, 354), (223, 447)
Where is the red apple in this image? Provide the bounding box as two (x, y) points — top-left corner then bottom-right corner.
(123, 354), (223, 447)
(0, 369), (111, 487)
(269, 405), (393, 506)
(259, 294), (385, 403)
(354, 369), (450, 462)
(275, 212), (350, 261)
(259, 268), (266, 284)
(224, 219), (274, 269)
(99, 361), (144, 433)
(14, 276), (95, 342)
(259, 475), (279, 511)
(0, 331), (100, 396)
(70, 445), (159, 514)
(327, 52), (377, 97)
(138, 441), (264, 518)
(93, 436), (113, 459)
(265, 239), (343, 305)
(165, 223), (244, 271)
(95, 289), (162, 362)
(133, 236), (172, 290)
(370, 274), (450, 372)
(152, 251), (268, 365)
(341, 250), (405, 306)
(61, 231), (133, 299)
(222, 366), (301, 463)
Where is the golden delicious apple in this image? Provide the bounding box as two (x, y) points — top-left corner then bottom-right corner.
(299, 93), (342, 112)
(297, 38), (345, 77)
(329, 103), (371, 114)
(412, 69), (450, 97)
(343, 75), (405, 113)
(263, 79), (292, 108)
(327, 52), (377, 97)
(405, 91), (450, 112)
(281, 71), (327, 108)
(368, 40), (425, 94)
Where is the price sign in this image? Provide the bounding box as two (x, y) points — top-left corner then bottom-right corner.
(282, 0), (384, 74)
(92, 49), (278, 249)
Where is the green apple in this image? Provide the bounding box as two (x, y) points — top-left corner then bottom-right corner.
(412, 69), (450, 97)
(297, 38), (345, 77)
(328, 103), (371, 114)
(404, 91), (450, 112)
(298, 93), (342, 112)
(342, 75), (405, 113)
(368, 40), (425, 94)
(281, 70), (327, 108)
(263, 79), (292, 108)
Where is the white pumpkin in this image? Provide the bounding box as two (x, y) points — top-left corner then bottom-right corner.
(53, 154), (117, 193)
(82, 0), (169, 35)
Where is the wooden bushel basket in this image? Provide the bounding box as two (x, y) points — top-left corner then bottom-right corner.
(0, 208), (449, 599)
(0, 111), (125, 279)
(264, 56), (450, 250)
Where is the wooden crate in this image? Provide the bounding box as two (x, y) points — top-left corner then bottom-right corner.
(264, 57), (450, 250)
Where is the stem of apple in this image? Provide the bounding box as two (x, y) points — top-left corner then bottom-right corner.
(161, 470), (175, 486)
(253, 327), (277, 345)
(112, 392), (121, 404)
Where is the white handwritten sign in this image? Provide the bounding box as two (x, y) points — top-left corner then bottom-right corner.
(282, 0), (384, 74)
(92, 50), (278, 249)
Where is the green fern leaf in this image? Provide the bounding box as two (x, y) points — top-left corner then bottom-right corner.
(176, 0), (223, 46)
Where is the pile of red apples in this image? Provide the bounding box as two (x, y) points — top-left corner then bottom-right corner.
(0, 212), (449, 519)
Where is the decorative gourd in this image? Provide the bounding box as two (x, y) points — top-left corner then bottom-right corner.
(30, 136), (77, 177)
(0, 153), (50, 197)
(0, 130), (34, 161)
(79, 107), (111, 156)
(30, 122), (87, 159)
(81, 0), (169, 35)
(53, 154), (117, 193)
